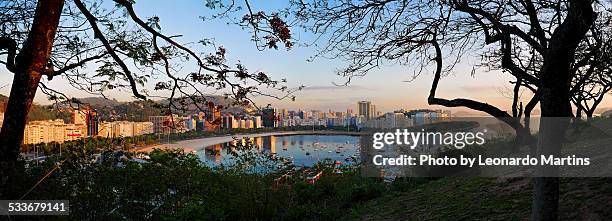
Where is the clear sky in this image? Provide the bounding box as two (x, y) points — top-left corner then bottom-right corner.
(0, 0), (609, 114)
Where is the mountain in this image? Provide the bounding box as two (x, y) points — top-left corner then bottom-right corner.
(0, 94), (253, 123)
(93, 99), (163, 122)
(0, 94), (70, 122)
(596, 107), (612, 115)
(160, 95), (253, 115)
(70, 95), (252, 121)
(73, 97), (122, 107)
(601, 109), (612, 118)
(452, 110), (489, 117)
(451, 108), (541, 117)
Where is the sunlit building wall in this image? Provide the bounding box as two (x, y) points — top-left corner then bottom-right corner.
(23, 120), (86, 144)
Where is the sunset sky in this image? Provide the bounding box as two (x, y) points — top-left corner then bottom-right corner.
(0, 0), (609, 114)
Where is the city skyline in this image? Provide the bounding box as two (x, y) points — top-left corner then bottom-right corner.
(16, 100), (452, 145)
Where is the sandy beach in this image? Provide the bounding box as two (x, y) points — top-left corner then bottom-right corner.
(137, 130), (363, 153)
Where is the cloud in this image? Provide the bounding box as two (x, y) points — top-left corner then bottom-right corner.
(302, 85), (369, 91)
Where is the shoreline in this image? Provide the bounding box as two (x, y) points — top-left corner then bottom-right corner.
(136, 130), (364, 153)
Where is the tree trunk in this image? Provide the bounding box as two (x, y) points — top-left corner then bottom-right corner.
(586, 109), (594, 119)
(531, 118), (566, 221)
(532, 68), (571, 221)
(0, 0), (65, 163)
(524, 90), (540, 155)
(531, 1), (594, 220)
(576, 106), (583, 119)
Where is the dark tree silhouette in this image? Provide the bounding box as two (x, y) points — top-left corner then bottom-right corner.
(279, 0), (605, 219)
(570, 12), (612, 119)
(0, 0), (298, 176)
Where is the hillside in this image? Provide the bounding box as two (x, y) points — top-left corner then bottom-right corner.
(74, 97), (123, 107)
(87, 95), (251, 121)
(344, 117), (612, 220)
(0, 94), (251, 123)
(0, 94), (69, 122)
(601, 109), (612, 118)
(156, 95), (253, 115)
(343, 177), (612, 220)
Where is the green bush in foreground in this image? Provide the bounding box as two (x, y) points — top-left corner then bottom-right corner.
(5, 149), (385, 221)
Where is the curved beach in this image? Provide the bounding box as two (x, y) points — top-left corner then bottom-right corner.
(138, 130), (363, 153)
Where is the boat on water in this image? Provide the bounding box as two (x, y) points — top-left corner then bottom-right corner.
(306, 171), (323, 184)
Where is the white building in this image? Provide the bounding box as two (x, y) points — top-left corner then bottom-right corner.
(99, 121), (154, 138)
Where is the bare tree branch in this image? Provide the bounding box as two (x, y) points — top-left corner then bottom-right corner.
(0, 36), (17, 72)
(74, 0), (146, 99)
(47, 52), (107, 79)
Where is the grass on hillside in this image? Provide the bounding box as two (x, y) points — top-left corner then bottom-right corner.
(343, 177), (612, 220)
(344, 117), (612, 220)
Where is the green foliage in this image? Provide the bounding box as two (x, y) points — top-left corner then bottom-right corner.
(95, 99), (163, 122)
(9, 118), (612, 220)
(26, 105), (66, 122)
(7, 147), (386, 221)
(0, 94), (70, 122)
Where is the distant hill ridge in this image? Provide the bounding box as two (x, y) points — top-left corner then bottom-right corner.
(0, 94), (251, 122)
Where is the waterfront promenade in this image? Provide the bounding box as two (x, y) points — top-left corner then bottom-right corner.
(137, 130), (363, 153)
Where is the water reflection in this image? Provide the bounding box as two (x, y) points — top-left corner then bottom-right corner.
(198, 135), (360, 167)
